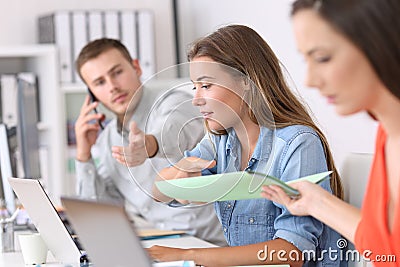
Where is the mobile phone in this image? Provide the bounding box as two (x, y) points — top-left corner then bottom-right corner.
(87, 88), (104, 130)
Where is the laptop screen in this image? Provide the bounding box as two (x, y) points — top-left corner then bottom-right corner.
(8, 177), (82, 264)
(61, 197), (153, 267)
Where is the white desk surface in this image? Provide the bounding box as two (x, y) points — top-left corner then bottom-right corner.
(2, 231), (288, 267)
(1, 235), (215, 267)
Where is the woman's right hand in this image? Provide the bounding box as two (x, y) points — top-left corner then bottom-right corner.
(153, 157), (216, 203)
(74, 95), (104, 162)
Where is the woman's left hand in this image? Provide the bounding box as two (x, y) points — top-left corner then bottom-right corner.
(261, 181), (328, 216)
(147, 245), (188, 262)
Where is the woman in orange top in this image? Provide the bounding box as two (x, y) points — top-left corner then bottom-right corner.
(262, 0), (400, 266)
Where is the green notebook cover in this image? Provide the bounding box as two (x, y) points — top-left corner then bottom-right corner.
(155, 171), (332, 202)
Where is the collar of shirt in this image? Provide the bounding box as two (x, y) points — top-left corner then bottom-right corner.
(225, 127), (274, 161)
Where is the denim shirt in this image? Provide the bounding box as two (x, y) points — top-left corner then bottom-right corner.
(185, 125), (345, 266)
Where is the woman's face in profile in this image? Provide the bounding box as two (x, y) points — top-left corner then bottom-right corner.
(189, 56), (249, 132)
(292, 9), (383, 116)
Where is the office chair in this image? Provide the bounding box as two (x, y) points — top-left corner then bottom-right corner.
(340, 153), (373, 208)
(340, 153), (374, 267)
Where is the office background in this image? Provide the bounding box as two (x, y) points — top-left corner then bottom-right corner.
(0, 0), (377, 187)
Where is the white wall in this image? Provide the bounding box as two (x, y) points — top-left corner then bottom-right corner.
(177, 0), (378, 168)
(0, 0), (378, 168)
(0, 0), (176, 73)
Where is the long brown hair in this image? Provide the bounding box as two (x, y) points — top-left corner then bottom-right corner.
(187, 24), (343, 199)
(292, 0), (400, 101)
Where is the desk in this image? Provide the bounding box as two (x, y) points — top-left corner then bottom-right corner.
(143, 235), (217, 249)
(2, 233), (289, 267)
(0, 235), (216, 267)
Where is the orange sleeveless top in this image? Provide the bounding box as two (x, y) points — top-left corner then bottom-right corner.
(355, 125), (400, 266)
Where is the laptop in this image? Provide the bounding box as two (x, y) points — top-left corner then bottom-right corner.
(8, 177), (85, 264)
(60, 197), (195, 267)
(61, 196), (153, 267)
(9, 177), (193, 267)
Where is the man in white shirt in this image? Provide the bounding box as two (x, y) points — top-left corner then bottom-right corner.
(73, 38), (225, 245)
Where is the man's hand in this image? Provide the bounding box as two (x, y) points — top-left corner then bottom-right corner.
(112, 121), (158, 167)
(75, 95), (104, 162)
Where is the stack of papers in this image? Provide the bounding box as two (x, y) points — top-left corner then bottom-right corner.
(155, 171), (332, 202)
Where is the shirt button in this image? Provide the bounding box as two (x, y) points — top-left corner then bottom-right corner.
(87, 169), (93, 175)
(227, 204), (231, 209)
(223, 227), (227, 232)
(249, 217), (254, 223)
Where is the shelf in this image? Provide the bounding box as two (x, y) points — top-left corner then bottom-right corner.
(0, 44), (56, 57)
(62, 83), (86, 93)
(0, 44), (67, 205)
(36, 122), (48, 131)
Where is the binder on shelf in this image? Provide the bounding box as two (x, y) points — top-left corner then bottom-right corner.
(104, 11), (120, 40)
(0, 74), (18, 128)
(66, 119), (76, 146)
(16, 73), (41, 179)
(38, 10), (156, 84)
(138, 10), (156, 81)
(17, 72), (40, 122)
(120, 11), (138, 59)
(88, 11), (104, 41)
(38, 11), (73, 83)
(71, 11), (88, 84)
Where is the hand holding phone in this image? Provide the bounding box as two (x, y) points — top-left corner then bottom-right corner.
(87, 88), (104, 130)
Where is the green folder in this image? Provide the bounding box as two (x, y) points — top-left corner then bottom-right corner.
(155, 171), (332, 202)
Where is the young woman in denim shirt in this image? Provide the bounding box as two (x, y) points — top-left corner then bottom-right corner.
(149, 24), (344, 267)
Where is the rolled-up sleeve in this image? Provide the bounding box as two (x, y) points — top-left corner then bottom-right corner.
(273, 131), (331, 252)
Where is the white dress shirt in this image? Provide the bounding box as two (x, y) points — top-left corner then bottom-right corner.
(75, 85), (225, 246)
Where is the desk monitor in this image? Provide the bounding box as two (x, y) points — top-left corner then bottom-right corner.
(8, 177), (82, 264)
(0, 124), (17, 214)
(16, 73), (40, 179)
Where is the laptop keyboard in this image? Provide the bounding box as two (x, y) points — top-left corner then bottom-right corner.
(58, 209), (86, 251)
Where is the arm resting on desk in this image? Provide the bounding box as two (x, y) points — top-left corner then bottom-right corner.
(147, 238), (302, 267)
